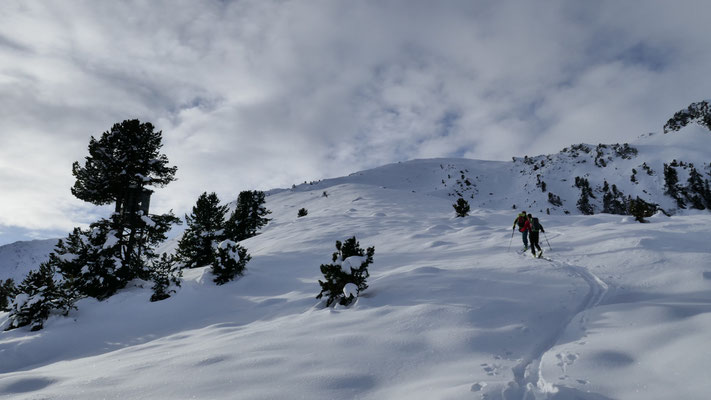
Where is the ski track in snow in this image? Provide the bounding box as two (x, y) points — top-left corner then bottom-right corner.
(501, 256), (609, 400)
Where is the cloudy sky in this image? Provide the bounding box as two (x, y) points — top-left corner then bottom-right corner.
(1, 0), (710, 245)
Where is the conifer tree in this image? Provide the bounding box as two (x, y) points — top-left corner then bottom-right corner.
(453, 198), (470, 217)
(317, 237), (374, 307)
(297, 208), (308, 217)
(71, 119), (179, 275)
(0, 279), (18, 312)
(224, 190), (271, 241)
(663, 163), (685, 208)
(628, 197), (657, 223)
(211, 240), (251, 285)
(575, 177), (595, 215)
(177, 192), (229, 269)
(6, 263), (77, 331)
(686, 167), (706, 210)
(150, 253), (182, 302)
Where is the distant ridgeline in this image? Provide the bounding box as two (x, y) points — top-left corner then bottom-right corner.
(505, 100), (711, 217)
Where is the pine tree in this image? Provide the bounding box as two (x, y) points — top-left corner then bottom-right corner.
(176, 192), (229, 269)
(71, 119), (177, 207)
(211, 240), (251, 285)
(628, 197), (657, 223)
(6, 263), (77, 331)
(663, 163), (685, 208)
(575, 177), (595, 215)
(297, 208), (308, 217)
(453, 198), (470, 217)
(225, 190), (272, 242)
(71, 119), (179, 274)
(150, 253), (182, 302)
(0, 279), (18, 312)
(686, 167), (706, 210)
(317, 237), (374, 307)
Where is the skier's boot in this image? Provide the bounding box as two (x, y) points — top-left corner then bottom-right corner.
(537, 249), (543, 258)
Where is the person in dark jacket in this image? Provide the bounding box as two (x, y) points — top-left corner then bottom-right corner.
(512, 211), (530, 250)
(528, 215), (545, 258)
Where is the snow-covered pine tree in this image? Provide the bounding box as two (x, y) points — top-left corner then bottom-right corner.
(317, 237), (374, 307)
(177, 192), (229, 269)
(453, 198), (470, 217)
(150, 253), (182, 302)
(211, 240), (251, 285)
(0, 279), (18, 312)
(71, 119), (179, 276)
(6, 262), (76, 331)
(224, 190), (272, 242)
(49, 223), (122, 300)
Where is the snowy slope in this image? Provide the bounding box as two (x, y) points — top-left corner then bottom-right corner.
(1, 127), (710, 399)
(0, 239), (56, 282)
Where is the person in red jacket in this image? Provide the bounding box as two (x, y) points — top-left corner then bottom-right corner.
(512, 211), (530, 250)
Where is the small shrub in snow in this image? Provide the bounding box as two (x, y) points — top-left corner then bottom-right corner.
(0, 279), (18, 312)
(317, 237), (374, 307)
(453, 198), (470, 217)
(6, 263), (76, 331)
(150, 253), (182, 302)
(211, 240), (251, 285)
(297, 208), (308, 217)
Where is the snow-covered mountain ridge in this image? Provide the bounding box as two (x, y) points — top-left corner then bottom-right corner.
(279, 124), (711, 216)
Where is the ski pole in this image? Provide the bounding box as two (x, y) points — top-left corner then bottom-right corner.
(543, 231), (552, 251)
(508, 228), (514, 251)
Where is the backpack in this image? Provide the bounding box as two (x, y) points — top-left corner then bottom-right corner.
(517, 215), (527, 227)
(531, 218), (542, 232)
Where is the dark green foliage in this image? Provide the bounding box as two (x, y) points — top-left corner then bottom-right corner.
(630, 169), (637, 183)
(602, 182), (628, 215)
(70, 119), (180, 284)
(297, 208), (308, 217)
(663, 100), (711, 133)
(50, 223), (122, 300)
(225, 191), (272, 242)
(211, 240), (251, 285)
(0, 279), (18, 312)
(663, 163), (685, 208)
(6, 263), (76, 331)
(177, 192), (229, 269)
(575, 177), (595, 215)
(628, 197), (657, 223)
(51, 211), (179, 300)
(685, 168), (707, 210)
(453, 198), (470, 217)
(547, 192), (563, 207)
(317, 237), (374, 307)
(71, 119), (177, 208)
(150, 253), (182, 302)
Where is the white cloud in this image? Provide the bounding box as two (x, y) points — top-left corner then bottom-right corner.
(1, 0), (711, 243)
